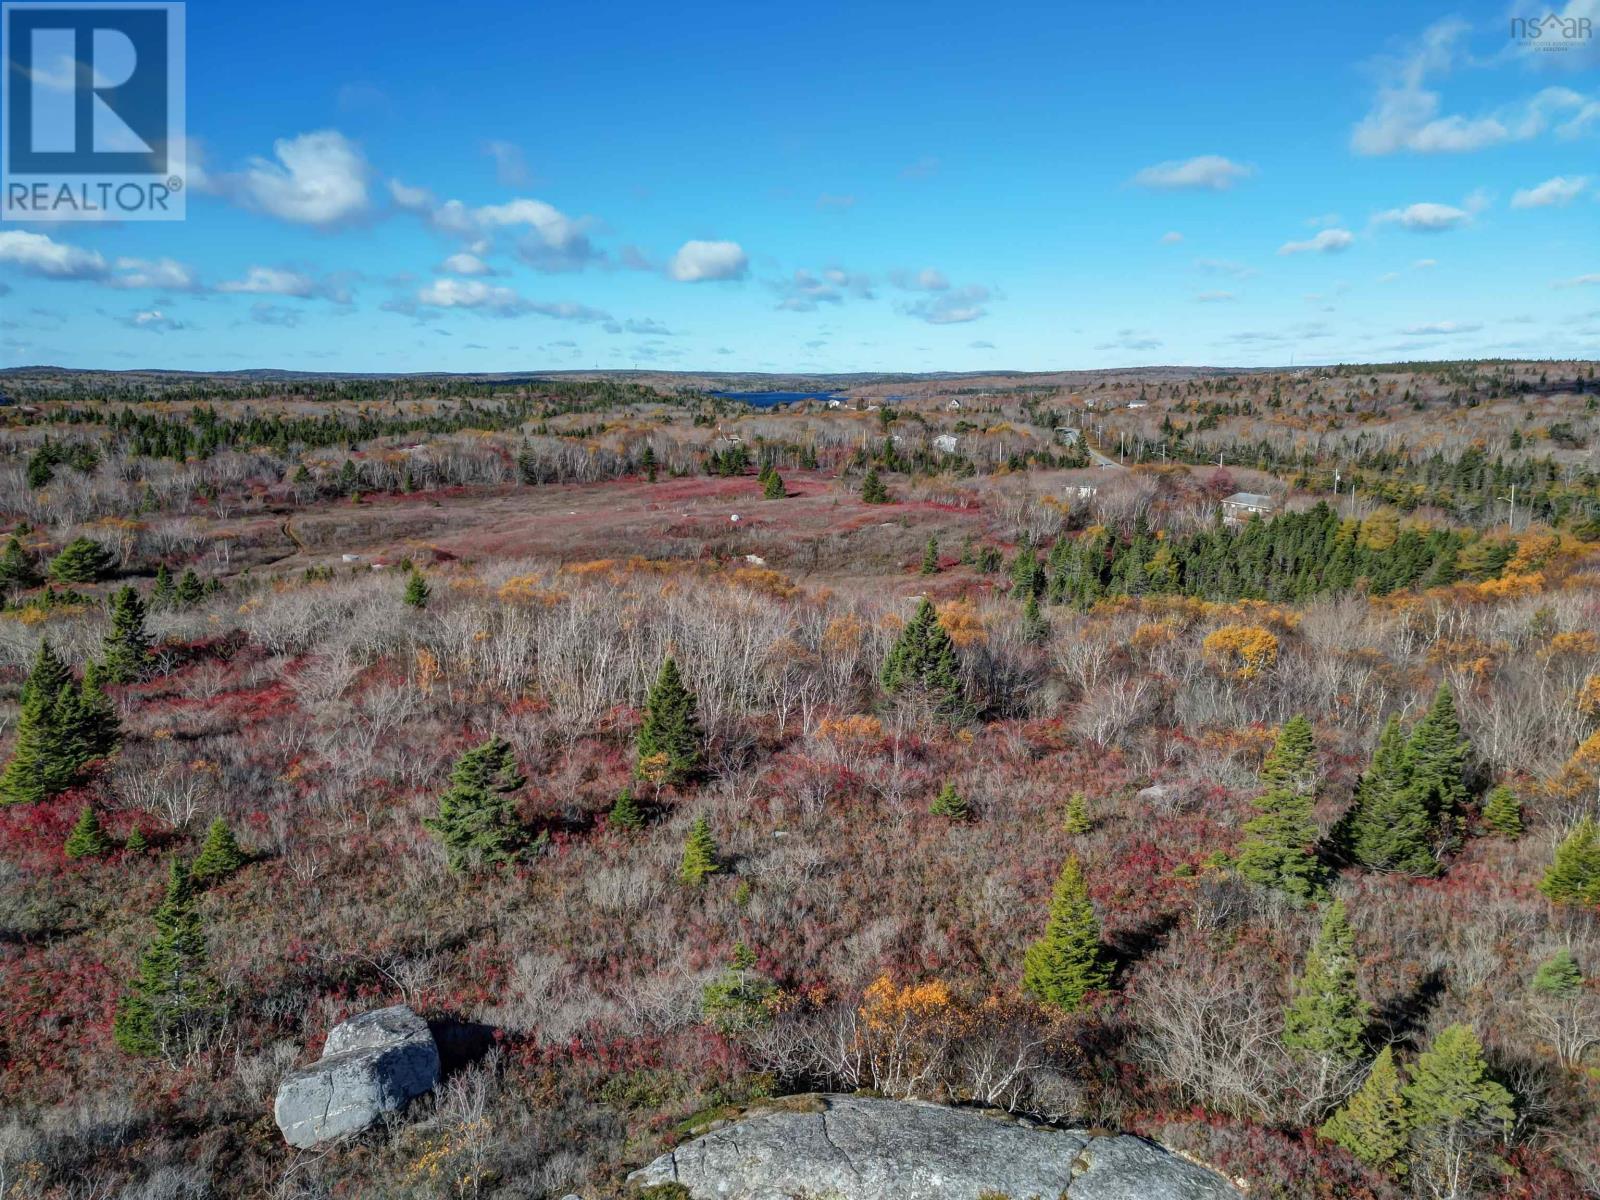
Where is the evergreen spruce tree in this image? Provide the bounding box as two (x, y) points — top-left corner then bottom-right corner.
(190, 817), (245, 883)
(1480, 785), (1522, 839)
(1531, 948), (1582, 998)
(1404, 685), (1470, 823)
(1402, 1024), (1513, 1193)
(929, 781), (970, 820)
(762, 470), (785, 499)
(1236, 716), (1323, 900)
(1020, 590), (1049, 643)
(680, 814), (720, 885)
(151, 564), (174, 607)
(64, 804), (112, 859)
(403, 570), (431, 609)
(880, 598), (966, 719)
(47, 537), (113, 583)
(100, 586), (151, 684)
(113, 859), (220, 1059)
(608, 787), (645, 832)
(641, 444), (657, 483)
(1320, 1045), (1410, 1172)
(0, 642), (75, 804)
(124, 826), (149, 853)
(72, 659), (121, 760)
(1022, 854), (1110, 1010)
(0, 535), (39, 588)
(860, 467), (889, 504)
(1346, 715), (1437, 875)
(920, 537), (940, 575)
(175, 568), (204, 606)
(635, 657), (704, 784)
(424, 737), (528, 872)
(1539, 817), (1600, 905)
(1063, 792), (1092, 835)
(1283, 899), (1368, 1062)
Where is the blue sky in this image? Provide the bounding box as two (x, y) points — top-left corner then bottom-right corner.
(1, 0), (1597, 372)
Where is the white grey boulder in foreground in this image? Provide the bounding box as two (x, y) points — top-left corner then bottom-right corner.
(274, 1005), (440, 1148)
(629, 1094), (1239, 1200)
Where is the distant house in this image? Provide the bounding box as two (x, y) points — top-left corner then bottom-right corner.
(1054, 426), (1081, 446)
(826, 398), (844, 409)
(946, 399), (963, 411)
(933, 433), (959, 453)
(1127, 401), (1147, 409)
(1072, 484), (1097, 499)
(1221, 492), (1274, 525)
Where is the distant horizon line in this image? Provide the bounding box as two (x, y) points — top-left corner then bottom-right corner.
(1, 355), (1593, 383)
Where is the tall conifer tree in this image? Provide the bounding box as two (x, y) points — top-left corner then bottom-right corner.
(1237, 716), (1323, 899)
(1022, 854), (1110, 1010)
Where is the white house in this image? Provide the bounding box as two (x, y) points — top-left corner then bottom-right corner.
(1221, 492), (1274, 525)
(933, 434), (959, 453)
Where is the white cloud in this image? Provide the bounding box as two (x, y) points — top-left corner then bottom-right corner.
(1194, 291), (1236, 303)
(1352, 19), (1598, 154)
(124, 309), (184, 333)
(775, 267), (873, 312)
(1511, 175), (1589, 207)
(1553, 273), (1600, 287)
(890, 267), (950, 291)
(1195, 258), (1258, 278)
(412, 278), (610, 321)
(220, 130), (371, 227)
(1400, 321), (1482, 335)
(816, 193), (857, 210)
(440, 252), (492, 276)
(0, 230), (107, 279)
(218, 266), (317, 297)
(667, 240), (748, 282)
(474, 198), (596, 270)
(483, 140), (530, 186)
(249, 302), (302, 328)
(0, 233), (207, 292)
(1374, 202), (1472, 232)
(110, 257), (199, 291)
(610, 317), (675, 336)
(388, 179), (433, 211)
(900, 284), (991, 325)
(1279, 228), (1355, 255)
(393, 184), (601, 271)
(1096, 329), (1163, 351)
(1131, 155), (1253, 191)
(1413, 258), (1438, 269)
(1160, 231), (1184, 244)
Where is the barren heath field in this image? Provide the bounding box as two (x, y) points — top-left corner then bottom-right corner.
(0, 362), (1593, 1200)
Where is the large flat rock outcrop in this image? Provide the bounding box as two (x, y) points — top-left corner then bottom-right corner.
(628, 1093), (1240, 1200)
